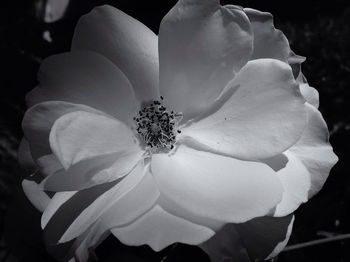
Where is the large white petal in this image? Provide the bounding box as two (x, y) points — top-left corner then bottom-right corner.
(26, 51), (138, 125)
(159, 0), (253, 119)
(72, 5), (159, 103)
(151, 146), (283, 223)
(289, 104), (338, 198)
(265, 104), (337, 216)
(112, 205), (214, 252)
(181, 59), (307, 160)
(22, 101), (107, 160)
(49, 110), (141, 169)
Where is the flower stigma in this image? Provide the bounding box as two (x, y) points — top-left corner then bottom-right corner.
(134, 96), (183, 153)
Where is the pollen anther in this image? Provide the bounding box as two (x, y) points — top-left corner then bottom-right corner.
(134, 99), (182, 152)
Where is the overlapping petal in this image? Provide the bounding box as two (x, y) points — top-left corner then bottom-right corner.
(244, 8), (290, 62)
(159, 0), (253, 119)
(112, 205), (214, 252)
(151, 146), (283, 223)
(300, 83), (320, 108)
(22, 101), (107, 160)
(66, 166), (160, 261)
(288, 104), (338, 199)
(43, 162), (147, 245)
(200, 214), (294, 261)
(22, 178), (50, 212)
(26, 50), (138, 125)
(265, 104), (337, 217)
(270, 152), (310, 216)
(49, 110), (140, 169)
(181, 58), (307, 160)
(72, 5), (159, 103)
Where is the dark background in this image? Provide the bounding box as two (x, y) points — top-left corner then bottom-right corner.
(1, 0), (349, 261)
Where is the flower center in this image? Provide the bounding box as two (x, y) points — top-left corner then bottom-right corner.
(134, 97), (182, 152)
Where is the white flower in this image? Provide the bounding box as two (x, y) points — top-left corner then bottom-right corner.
(19, 1), (337, 261)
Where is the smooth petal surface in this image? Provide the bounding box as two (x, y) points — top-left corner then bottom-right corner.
(26, 51), (137, 125)
(181, 59), (307, 160)
(49, 110), (140, 169)
(22, 179), (50, 212)
(17, 138), (37, 176)
(159, 0), (253, 119)
(72, 5), (159, 102)
(244, 8), (291, 62)
(112, 205), (215, 252)
(289, 104), (338, 198)
(272, 152), (310, 216)
(200, 214), (294, 262)
(151, 146), (283, 223)
(22, 101), (106, 160)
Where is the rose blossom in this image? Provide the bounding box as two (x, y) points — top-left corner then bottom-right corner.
(19, 1), (337, 261)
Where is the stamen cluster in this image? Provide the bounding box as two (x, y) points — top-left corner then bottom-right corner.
(134, 97), (182, 152)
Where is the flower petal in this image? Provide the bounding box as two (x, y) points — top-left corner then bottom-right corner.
(300, 83), (319, 108)
(43, 161), (145, 245)
(22, 178), (50, 212)
(199, 214), (294, 262)
(41, 151), (143, 191)
(271, 152), (311, 216)
(22, 101), (107, 160)
(151, 146), (283, 223)
(72, 5), (159, 103)
(49, 110), (140, 169)
(244, 8), (290, 62)
(18, 138), (37, 176)
(289, 104), (338, 198)
(26, 51), (137, 125)
(159, 0), (253, 119)
(266, 216), (294, 259)
(112, 205), (215, 252)
(73, 167), (160, 261)
(181, 59), (307, 160)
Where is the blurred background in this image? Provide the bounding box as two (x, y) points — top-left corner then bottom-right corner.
(0, 0), (349, 261)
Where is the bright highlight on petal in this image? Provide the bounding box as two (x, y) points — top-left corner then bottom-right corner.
(49, 110), (141, 169)
(151, 146), (283, 223)
(181, 58), (307, 160)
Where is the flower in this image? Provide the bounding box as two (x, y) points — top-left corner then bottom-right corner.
(19, 1), (338, 261)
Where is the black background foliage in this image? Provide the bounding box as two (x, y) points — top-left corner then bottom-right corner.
(0, 0), (350, 261)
